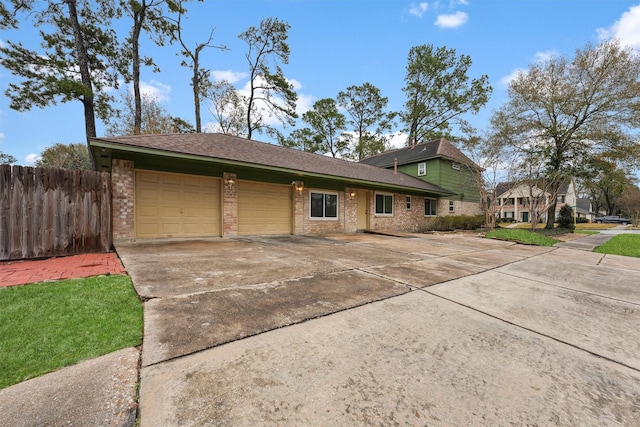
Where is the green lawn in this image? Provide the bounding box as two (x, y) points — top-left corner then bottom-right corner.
(595, 234), (640, 258)
(0, 275), (143, 390)
(485, 228), (559, 246)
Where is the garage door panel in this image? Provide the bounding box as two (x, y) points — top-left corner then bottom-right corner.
(136, 171), (221, 239)
(238, 181), (291, 235)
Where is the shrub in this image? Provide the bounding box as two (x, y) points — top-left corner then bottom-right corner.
(425, 215), (485, 231)
(557, 205), (575, 230)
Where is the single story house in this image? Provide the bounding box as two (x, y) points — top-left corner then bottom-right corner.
(359, 138), (482, 216)
(89, 133), (456, 240)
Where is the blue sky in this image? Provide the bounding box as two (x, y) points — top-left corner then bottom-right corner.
(1, 0), (640, 168)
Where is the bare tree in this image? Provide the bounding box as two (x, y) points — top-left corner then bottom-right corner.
(171, 0), (226, 132)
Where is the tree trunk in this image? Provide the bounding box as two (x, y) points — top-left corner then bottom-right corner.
(545, 181), (561, 229)
(64, 0), (96, 169)
(132, 5), (145, 135)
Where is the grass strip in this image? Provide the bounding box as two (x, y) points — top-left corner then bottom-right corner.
(485, 228), (559, 246)
(595, 234), (640, 258)
(0, 275), (142, 390)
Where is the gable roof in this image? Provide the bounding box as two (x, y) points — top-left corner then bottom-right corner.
(90, 133), (454, 195)
(359, 138), (475, 168)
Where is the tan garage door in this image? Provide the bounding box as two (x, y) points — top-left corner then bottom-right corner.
(136, 170), (220, 239)
(238, 181), (292, 235)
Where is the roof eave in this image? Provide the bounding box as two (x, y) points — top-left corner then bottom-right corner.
(90, 139), (452, 196)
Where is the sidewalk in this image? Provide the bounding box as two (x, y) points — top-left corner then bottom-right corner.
(0, 252), (126, 287)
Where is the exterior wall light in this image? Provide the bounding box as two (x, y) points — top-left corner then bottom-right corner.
(292, 181), (304, 194)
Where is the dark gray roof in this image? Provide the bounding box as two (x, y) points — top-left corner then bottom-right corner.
(90, 133), (453, 195)
(359, 138), (475, 168)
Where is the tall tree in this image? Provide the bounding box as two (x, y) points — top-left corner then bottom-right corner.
(0, 0), (123, 168)
(278, 128), (321, 153)
(36, 143), (93, 170)
(402, 44), (491, 144)
(490, 40), (640, 229)
(300, 98), (348, 158)
(171, 0), (226, 133)
(105, 91), (194, 135)
(337, 82), (397, 161)
(239, 17), (298, 140)
(121, 0), (177, 135)
(618, 184), (640, 227)
(208, 80), (249, 136)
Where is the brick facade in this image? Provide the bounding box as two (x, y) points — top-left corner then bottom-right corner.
(222, 172), (238, 237)
(111, 159), (135, 240)
(109, 162), (476, 239)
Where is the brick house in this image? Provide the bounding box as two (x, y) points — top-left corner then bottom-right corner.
(90, 133), (456, 240)
(359, 138), (482, 216)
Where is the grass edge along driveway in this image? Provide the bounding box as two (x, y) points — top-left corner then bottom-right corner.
(0, 275), (143, 390)
(595, 234), (640, 258)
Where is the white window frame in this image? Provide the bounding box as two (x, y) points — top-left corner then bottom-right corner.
(309, 190), (339, 220)
(424, 198), (437, 217)
(374, 192), (394, 216)
(406, 196), (412, 210)
(449, 200), (455, 213)
(417, 162), (426, 176)
(452, 163), (461, 171)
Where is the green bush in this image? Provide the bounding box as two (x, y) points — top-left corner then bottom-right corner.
(557, 205), (575, 230)
(425, 215), (485, 231)
(576, 217), (589, 224)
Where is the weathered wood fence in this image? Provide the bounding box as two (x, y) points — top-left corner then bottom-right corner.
(0, 165), (112, 261)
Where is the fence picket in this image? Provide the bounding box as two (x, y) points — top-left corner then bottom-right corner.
(0, 166), (112, 261)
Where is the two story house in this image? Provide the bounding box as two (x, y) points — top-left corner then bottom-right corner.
(359, 138), (482, 217)
(495, 179), (578, 223)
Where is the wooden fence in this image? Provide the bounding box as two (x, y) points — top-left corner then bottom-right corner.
(0, 165), (112, 261)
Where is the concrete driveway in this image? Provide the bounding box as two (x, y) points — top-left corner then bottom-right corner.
(116, 233), (640, 426)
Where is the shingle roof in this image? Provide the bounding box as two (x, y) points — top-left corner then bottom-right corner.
(90, 133), (454, 195)
(359, 138), (474, 168)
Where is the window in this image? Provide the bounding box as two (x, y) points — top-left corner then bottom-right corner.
(449, 200), (455, 213)
(424, 198), (437, 216)
(557, 195), (566, 203)
(406, 196), (412, 209)
(375, 193), (393, 215)
(310, 191), (338, 219)
(452, 163), (461, 171)
(417, 162), (426, 176)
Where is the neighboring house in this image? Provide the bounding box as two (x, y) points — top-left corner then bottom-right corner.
(359, 138), (482, 216)
(576, 197), (595, 221)
(495, 179), (578, 223)
(89, 133), (455, 240)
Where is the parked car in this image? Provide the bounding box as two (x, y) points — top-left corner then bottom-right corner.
(594, 215), (630, 225)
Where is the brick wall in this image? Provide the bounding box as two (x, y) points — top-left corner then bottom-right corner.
(111, 159), (135, 240)
(369, 193), (426, 232)
(222, 172), (238, 237)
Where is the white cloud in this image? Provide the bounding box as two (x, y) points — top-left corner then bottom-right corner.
(533, 50), (558, 63)
(25, 153), (41, 165)
(0, 39), (6, 49)
(499, 68), (526, 87)
(409, 2), (429, 18)
(389, 131), (408, 149)
(597, 4), (640, 49)
(0, 132), (5, 145)
(139, 80), (171, 102)
(499, 51), (557, 87)
(295, 93), (315, 117)
(211, 70), (248, 84)
(435, 11), (468, 28)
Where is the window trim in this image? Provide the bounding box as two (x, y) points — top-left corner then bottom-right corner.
(449, 200), (455, 213)
(406, 196), (412, 210)
(417, 162), (426, 176)
(374, 192), (394, 216)
(309, 190), (339, 221)
(424, 197), (437, 217)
